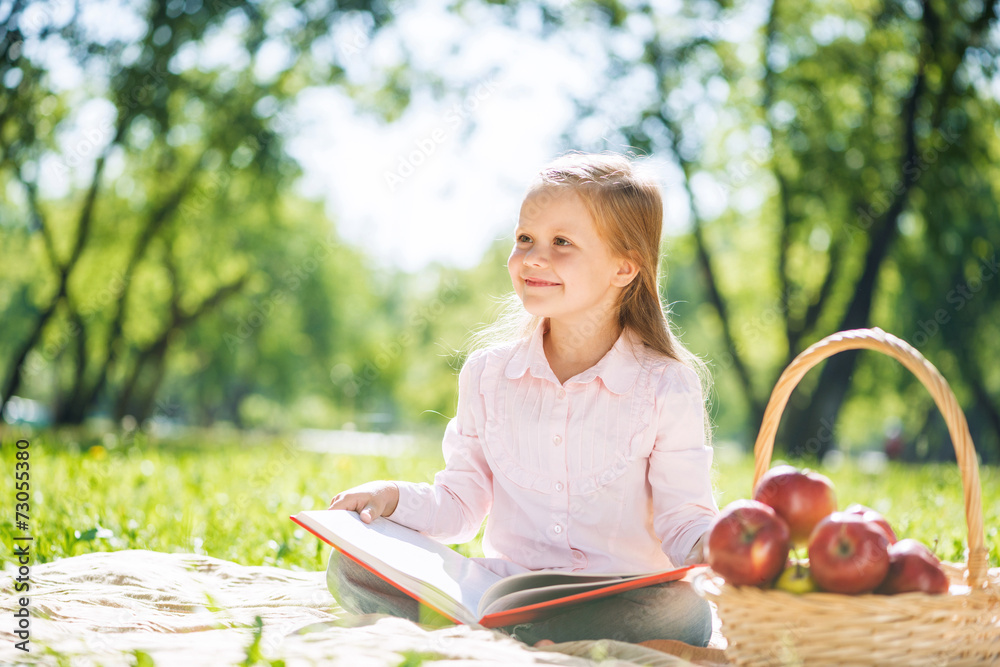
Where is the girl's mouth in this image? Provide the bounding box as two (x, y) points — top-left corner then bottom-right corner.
(524, 278), (560, 287)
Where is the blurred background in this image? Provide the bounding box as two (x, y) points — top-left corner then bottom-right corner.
(1, 0), (998, 462)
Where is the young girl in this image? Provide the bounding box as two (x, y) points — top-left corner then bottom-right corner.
(327, 151), (718, 647)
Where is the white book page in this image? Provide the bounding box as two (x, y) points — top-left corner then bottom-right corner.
(477, 571), (625, 615)
(295, 510), (501, 622)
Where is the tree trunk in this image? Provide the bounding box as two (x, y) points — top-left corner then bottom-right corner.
(133, 343), (170, 425)
(114, 346), (156, 422)
(780, 205), (901, 457)
(54, 308), (90, 424)
(0, 299), (58, 415)
(781, 61), (925, 457)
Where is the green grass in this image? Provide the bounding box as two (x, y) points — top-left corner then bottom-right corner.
(1, 428), (998, 570)
(0, 427), (447, 570)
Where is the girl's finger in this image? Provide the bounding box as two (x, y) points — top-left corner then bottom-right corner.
(328, 493), (358, 510)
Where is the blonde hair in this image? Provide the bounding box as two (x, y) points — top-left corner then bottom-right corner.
(467, 150), (712, 406)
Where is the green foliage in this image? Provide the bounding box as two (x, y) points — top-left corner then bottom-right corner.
(241, 616), (285, 667)
(132, 649), (156, 667)
(396, 650), (445, 667)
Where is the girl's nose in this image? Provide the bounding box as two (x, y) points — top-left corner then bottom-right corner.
(524, 245), (547, 266)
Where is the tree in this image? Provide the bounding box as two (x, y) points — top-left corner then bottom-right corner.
(0, 0), (396, 425)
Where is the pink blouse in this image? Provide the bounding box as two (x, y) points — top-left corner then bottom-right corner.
(389, 320), (718, 577)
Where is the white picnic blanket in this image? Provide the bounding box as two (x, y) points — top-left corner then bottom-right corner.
(0, 550), (711, 666)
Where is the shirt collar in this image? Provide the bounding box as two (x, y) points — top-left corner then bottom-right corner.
(504, 318), (643, 394)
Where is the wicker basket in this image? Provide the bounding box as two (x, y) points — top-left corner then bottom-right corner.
(701, 327), (999, 666)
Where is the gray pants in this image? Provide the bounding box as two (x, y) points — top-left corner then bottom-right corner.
(326, 550), (712, 647)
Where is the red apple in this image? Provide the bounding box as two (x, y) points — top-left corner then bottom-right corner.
(808, 512), (891, 594)
(876, 538), (949, 595)
(753, 465), (838, 547)
(707, 499), (791, 587)
(844, 503), (897, 544)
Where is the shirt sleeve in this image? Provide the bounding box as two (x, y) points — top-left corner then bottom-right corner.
(647, 363), (719, 566)
(387, 350), (493, 544)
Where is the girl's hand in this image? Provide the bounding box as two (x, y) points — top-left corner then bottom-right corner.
(328, 480), (400, 524)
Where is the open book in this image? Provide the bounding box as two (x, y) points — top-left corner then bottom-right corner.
(291, 509), (702, 628)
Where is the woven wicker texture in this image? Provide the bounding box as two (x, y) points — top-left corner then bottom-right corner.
(703, 327), (1000, 666)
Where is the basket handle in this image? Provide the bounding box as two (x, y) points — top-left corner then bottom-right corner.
(750, 327), (988, 589)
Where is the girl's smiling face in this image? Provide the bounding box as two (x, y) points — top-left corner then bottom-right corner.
(508, 187), (635, 328)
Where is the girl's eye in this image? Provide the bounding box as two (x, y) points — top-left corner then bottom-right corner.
(516, 234), (531, 243)
(554, 237), (571, 246)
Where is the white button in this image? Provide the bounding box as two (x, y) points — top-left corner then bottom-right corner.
(555, 482), (564, 491)
(553, 524), (563, 534)
(557, 389), (566, 399)
(572, 549), (584, 560)
(553, 435), (562, 445)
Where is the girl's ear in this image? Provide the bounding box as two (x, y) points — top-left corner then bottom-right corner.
(612, 253), (640, 287)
